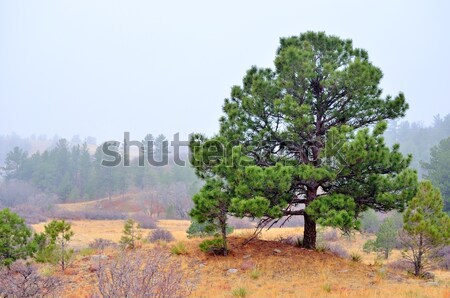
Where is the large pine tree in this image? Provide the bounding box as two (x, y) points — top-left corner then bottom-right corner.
(190, 32), (417, 249)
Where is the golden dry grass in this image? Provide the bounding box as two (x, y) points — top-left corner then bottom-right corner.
(31, 219), (450, 298)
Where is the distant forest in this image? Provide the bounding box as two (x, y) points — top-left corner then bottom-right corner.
(0, 134), (199, 205)
(0, 114), (449, 206)
(384, 114), (450, 177)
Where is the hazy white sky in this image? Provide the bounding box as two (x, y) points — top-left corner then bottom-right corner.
(1, 0), (449, 142)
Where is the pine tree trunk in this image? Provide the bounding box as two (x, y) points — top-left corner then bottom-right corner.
(303, 213), (316, 249)
(221, 223), (228, 256)
(303, 187), (318, 249)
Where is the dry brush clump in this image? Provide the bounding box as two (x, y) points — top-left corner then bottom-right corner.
(95, 248), (192, 298)
(89, 238), (118, 250)
(0, 261), (60, 297)
(321, 230), (339, 242)
(132, 212), (157, 229)
(51, 209), (127, 221)
(148, 229), (175, 243)
(433, 245), (450, 270)
(326, 244), (350, 259)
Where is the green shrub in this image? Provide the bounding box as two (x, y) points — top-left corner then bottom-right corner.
(232, 287), (248, 298)
(171, 242), (188, 255)
(34, 233), (57, 264)
(363, 239), (376, 253)
(250, 268), (261, 279)
(199, 238), (227, 255)
(322, 283), (332, 293)
(187, 220), (233, 238)
(350, 252), (362, 262)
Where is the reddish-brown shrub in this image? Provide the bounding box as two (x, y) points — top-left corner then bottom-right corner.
(0, 261), (60, 297)
(96, 248), (192, 298)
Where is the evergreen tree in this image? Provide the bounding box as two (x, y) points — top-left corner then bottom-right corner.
(421, 137), (450, 212)
(0, 209), (35, 266)
(401, 181), (450, 276)
(374, 217), (398, 259)
(189, 179), (231, 255)
(190, 31), (417, 249)
(0, 147), (28, 180)
(44, 220), (74, 271)
(120, 219), (142, 249)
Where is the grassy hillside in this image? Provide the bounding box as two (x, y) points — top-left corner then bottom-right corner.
(30, 217), (450, 298)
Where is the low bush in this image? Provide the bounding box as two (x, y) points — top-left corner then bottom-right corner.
(96, 249), (192, 298)
(278, 235), (303, 247)
(322, 230), (339, 242)
(232, 287), (248, 298)
(363, 239), (376, 253)
(187, 220), (233, 238)
(388, 259), (413, 272)
(89, 238), (117, 250)
(327, 244), (349, 259)
(250, 268), (261, 280)
(51, 209), (126, 221)
(132, 212), (157, 229)
(148, 229), (175, 243)
(433, 246), (450, 270)
(171, 242), (188, 255)
(0, 261), (60, 297)
(12, 205), (49, 224)
(350, 253), (362, 262)
(199, 238), (227, 255)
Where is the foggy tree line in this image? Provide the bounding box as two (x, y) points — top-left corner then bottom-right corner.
(0, 135), (199, 203)
(385, 113), (450, 177)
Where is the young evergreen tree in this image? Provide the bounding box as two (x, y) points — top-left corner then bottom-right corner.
(120, 219), (142, 249)
(374, 217), (398, 259)
(44, 220), (74, 271)
(0, 209), (35, 266)
(401, 181), (450, 276)
(190, 31), (417, 249)
(189, 179), (231, 255)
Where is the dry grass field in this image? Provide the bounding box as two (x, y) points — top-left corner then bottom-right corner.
(31, 218), (450, 298)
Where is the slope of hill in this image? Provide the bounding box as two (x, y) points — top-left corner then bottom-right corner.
(30, 218), (450, 298)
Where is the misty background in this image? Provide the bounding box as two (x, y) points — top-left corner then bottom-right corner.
(0, 1), (449, 222)
(1, 0), (449, 142)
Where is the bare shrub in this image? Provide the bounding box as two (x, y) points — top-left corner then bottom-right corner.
(51, 209), (126, 220)
(132, 212), (157, 229)
(327, 244), (349, 259)
(12, 204), (49, 224)
(96, 249), (192, 298)
(322, 230), (339, 242)
(278, 235), (303, 247)
(433, 246), (450, 270)
(148, 229), (175, 243)
(388, 259), (414, 272)
(0, 261), (60, 297)
(89, 239), (117, 250)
